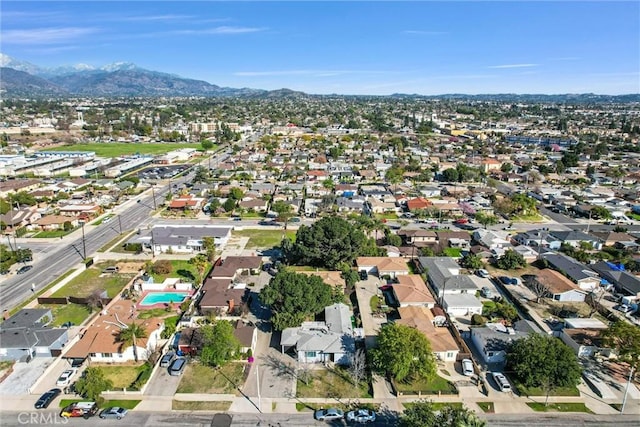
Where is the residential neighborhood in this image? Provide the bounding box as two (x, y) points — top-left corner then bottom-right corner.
(0, 94), (639, 427)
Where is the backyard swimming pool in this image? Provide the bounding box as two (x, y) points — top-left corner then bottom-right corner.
(139, 291), (190, 306)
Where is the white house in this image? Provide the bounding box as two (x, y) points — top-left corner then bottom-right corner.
(280, 303), (358, 366)
(442, 293), (483, 317)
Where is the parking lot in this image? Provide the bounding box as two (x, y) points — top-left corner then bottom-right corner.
(137, 165), (190, 181)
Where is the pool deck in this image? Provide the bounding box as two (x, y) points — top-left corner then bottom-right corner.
(137, 290), (194, 310)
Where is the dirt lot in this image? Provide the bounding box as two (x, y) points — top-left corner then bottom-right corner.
(114, 261), (146, 274)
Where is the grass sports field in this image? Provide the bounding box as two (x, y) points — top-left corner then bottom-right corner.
(43, 143), (205, 157)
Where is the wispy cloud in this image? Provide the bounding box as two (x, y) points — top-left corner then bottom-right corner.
(403, 30), (448, 36)
(24, 45), (82, 54)
(120, 14), (195, 22)
(487, 63), (539, 69)
(172, 26), (265, 35)
(2, 27), (99, 45)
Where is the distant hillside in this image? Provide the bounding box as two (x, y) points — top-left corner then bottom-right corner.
(0, 67), (68, 97)
(0, 53), (637, 101)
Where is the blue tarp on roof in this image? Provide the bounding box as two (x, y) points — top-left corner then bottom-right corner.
(605, 261), (625, 271)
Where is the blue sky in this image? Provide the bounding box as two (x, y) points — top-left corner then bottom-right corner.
(2, 1), (639, 95)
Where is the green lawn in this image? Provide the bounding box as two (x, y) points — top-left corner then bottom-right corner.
(93, 364), (149, 389)
(296, 366), (371, 399)
(148, 260), (206, 284)
(177, 362), (245, 394)
(394, 374), (458, 396)
(101, 400), (141, 409)
(41, 303), (92, 326)
(50, 267), (132, 298)
(44, 143), (205, 157)
(172, 401), (232, 411)
(526, 402), (593, 413)
(403, 402), (463, 411)
(442, 247), (462, 258)
(32, 229), (74, 238)
(233, 229), (296, 249)
(514, 383), (580, 397)
(477, 402), (494, 413)
(137, 308), (174, 319)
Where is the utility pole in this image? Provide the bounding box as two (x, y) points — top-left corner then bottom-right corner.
(621, 365), (635, 413)
(117, 215), (122, 234)
(151, 185), (157, 211)
(81, 222), (87, 260)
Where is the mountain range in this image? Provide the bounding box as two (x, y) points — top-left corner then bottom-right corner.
(0, 53), (638, 102)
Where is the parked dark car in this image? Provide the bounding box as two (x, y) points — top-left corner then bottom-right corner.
(498, 276), (518, 285)
(359, 270), (368, 281)
(16, 265), (33, 274)
(35, 388), (61, 409)
(168, 358), (187, 376)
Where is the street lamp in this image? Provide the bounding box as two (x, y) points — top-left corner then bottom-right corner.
(151, 185), (157, 211)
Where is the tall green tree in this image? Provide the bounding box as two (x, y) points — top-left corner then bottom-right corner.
(370, 323), (436, 383)
(495, 249), (527, 270)
(286, 217), (369, 269)
(506, 334), (581, 405)
(602, 320), (640, 372)
(400, 400), (487, 427)
(460, 253), (484, 270)
(116, 322), (148, 362)
(200, 320), (241, 367)
(74, 367), (113, 402)
(260, 271), (335, 330)
(475, 212), (499, 229)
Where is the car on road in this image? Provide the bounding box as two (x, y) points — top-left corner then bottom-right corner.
(476, 269), (490, 278)
(480, 286), (493, 298)
(461, 359), (474, 377)
(99, 407), (128, 420)
(16, 265), (33, 274)
(615, 304), (634, 314)
(314, 408), (344, 421)
(454, 218), (468, 224)
(56, 369), (78, 387)
(35, 388), (61, 409)
(60, 401), (99, 419)
(491, 372), (512, 392)
(346, 408), (376, 423)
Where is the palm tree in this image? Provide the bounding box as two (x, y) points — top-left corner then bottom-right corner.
(117, 322), (148, 362)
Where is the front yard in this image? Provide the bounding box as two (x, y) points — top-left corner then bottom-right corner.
(92, 363), (151, 390)
(41, 303), (92, 327)
(148, 259), (208, 285)
(296, 366), (371, 399)
(394, 374), (458, 396)
(177, 362), (245, 394)
(50, 266), (133, 298)
(526, 402), (593, 413)
(233, 229), (296, 249)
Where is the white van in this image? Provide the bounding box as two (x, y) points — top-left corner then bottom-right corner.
(491, 372), (512, 392)
(461, 359), (474, 377)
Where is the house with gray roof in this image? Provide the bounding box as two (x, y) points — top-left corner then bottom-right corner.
(591, 261), (640, 297)
(549, 230), (603, 250)
(417, 257), (478, 299)
(0, 309), (68, 361)
(280, 303), (358, 365)
(130, 225), (232, 255)
(541, 253), (600, 291)
(470, 321), (535, 364)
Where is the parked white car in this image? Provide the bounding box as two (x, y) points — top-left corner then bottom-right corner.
(56, 369), (78, 387)
(461, 359), (474, 377)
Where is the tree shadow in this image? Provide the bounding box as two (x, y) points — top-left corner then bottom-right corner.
(260, 353), (297, 380)
(176, 269), (196, 281)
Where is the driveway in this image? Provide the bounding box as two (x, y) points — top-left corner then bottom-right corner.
(0, 358), (54, 395)
(145, 364), (182, 396)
